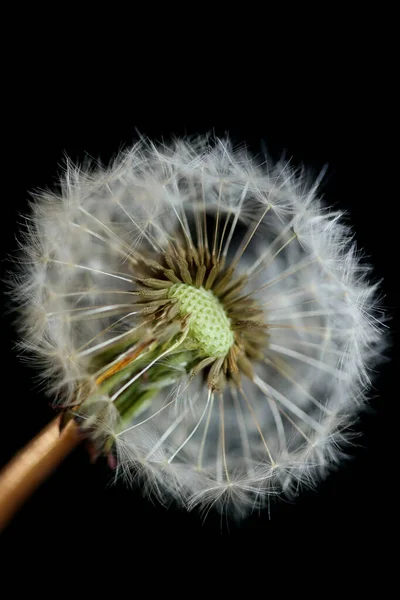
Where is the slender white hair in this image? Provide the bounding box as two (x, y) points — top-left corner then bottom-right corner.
(12, 136), (386, 518)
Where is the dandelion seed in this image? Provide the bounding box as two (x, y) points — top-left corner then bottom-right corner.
(4, 136), (387, 521)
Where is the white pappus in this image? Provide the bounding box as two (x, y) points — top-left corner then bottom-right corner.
(11, 136), (386, 519)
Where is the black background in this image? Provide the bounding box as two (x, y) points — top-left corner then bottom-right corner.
(0, 47), (397, 576)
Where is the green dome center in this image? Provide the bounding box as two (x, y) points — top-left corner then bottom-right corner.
(168, 284), (234, 358)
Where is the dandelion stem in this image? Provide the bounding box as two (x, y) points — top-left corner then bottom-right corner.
(0, 416), (82, 532)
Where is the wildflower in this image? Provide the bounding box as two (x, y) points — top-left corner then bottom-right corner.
(12, 137), (385, 518)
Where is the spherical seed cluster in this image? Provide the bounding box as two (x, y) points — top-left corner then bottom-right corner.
(168, 284), (234, 357)
(12, 136), (386, 519)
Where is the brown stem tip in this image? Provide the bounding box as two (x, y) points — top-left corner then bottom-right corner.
(0, 416), (82, 532)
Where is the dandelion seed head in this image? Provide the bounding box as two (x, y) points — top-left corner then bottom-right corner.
(11, 136), (387, 518)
